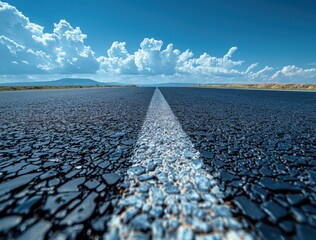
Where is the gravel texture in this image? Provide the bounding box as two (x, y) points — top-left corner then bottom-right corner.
(0, 88), (154, 239)
(161, 87), (316, 240)
(105, 88), (253, 240)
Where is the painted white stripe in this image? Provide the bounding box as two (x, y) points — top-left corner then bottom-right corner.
(105, 88), (253, 240)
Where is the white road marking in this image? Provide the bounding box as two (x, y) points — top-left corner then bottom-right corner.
(105, 88), (253, 240)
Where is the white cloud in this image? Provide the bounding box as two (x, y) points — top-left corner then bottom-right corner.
(99, 38), (181, 75)
(245, 63), (258, 74)
(98, 41), (138, 74)
(178, 49), (194, 63)
(0, 1), (99, 74)
(272, 65), (316, 82)
(177, 47), (244, 76)
(0, 35), (49, 74)
(107, 41), (129, 59)
(135, 39), (179, 75)
(99, 41), (248, 78)
(248, 66), (274, 80)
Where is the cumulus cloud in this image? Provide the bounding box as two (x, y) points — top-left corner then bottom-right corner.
(99, 40), (249, 78)
(98, 41), (138, 74)
(272, 65), (316, 82)
(135, 39), (180, 75)
(177, 47), (244, 76)
(0, 1), (98, 74)
(99, 38), (181, 75)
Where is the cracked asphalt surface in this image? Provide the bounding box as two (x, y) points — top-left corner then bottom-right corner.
(0, 87), (315, 239)
(0, 88), (154, 239)
(162, 87), (316, 240)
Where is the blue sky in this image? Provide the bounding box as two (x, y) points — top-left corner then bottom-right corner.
(0, 0), (316, 83)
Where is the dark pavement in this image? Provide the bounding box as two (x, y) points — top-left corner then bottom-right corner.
(1, 87), (316, 239)
(162, 87), (316, 240)
(0, 88), (154, 239)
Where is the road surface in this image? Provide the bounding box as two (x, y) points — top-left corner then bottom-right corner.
(0, 87), (315, 239)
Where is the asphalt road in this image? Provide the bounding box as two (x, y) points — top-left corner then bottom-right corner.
(0, 88), (154, 239)
(162, 87), (316, 239)
(0, 87), (316, 239)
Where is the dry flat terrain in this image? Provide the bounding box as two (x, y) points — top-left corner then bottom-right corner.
(198, 84), (316, 91)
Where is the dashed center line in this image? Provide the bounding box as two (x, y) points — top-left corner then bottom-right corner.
(105, 88), (253, 240)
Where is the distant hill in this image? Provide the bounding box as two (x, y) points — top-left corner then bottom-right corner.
(0, 78), (125, 86)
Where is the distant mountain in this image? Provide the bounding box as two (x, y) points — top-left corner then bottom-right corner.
(138, 82), (198, 87)
(0, 78), (125, 86)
